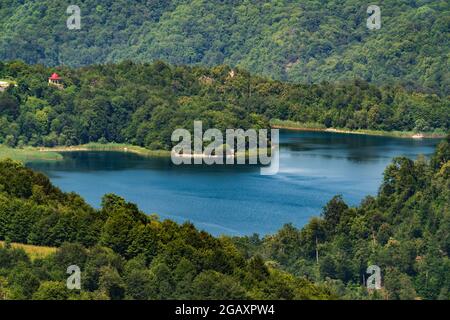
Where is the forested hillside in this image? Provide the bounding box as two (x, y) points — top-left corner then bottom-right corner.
(0, 61), (448, 149)
(0, 0), (448, 94)
(0, 158), (332, 300)
(235, 135), (450, 300)
(0, 136), (448, 300)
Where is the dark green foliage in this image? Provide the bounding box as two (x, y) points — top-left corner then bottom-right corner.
(0, 138), (449, 300)
(0, 61), (447, 150)
(0, 1), (448, 94)
(234, 137), (450, 299)
(1, 137), (449, 300)
(191, 270), (247, 300)
(0, 138), (448, 300)
(32, 281), (69, 300)
(321, 195), (348, 236)
(0, 159), (331, 300)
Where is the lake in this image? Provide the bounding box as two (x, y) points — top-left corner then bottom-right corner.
(27, 130), (440, 236)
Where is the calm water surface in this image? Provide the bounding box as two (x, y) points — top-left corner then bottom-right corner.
(27, 131), (440, 236)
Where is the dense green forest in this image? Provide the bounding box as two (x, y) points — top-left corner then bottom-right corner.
(0, 0), (448, 94)
(0, 61), (448, 150)
(1, 0), (448, 302)
(0, 158), (332, 300)
(0, 136), (448, 300)
(235, 135), (450, 300)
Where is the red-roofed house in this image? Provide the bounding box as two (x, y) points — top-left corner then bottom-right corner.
(48, 73), (63, 89)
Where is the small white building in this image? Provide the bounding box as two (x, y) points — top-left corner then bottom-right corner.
(0, 80), (10, 92)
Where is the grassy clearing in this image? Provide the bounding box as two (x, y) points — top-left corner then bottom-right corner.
(0, 241), (57, 260)
(270, 119), (446, 139)
(270, 119), (326, 130)
(0, 143), (170, 163)
(38, 143), (171, 157)
(0, 145), (63, 162)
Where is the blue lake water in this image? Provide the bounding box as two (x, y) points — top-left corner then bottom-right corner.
(27, 131), (440, 236)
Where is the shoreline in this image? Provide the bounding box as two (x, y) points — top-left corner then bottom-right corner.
(0, 143), (171, 162)
(37, 143), (171, 158)
(271, 124), (446, 139)
(38, 144), (273, 160)
(1, 125), (444, 163)
(1, 143), (273, 163)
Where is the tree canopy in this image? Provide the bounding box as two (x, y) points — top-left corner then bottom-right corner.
(0, 61), (447, 149)
(234, 135), (450, 299)
(0, 158), (332, 300)
(0, 136), (449, 299)
(0, 0), (448, 94)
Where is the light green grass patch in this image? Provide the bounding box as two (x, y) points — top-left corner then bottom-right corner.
(270, 119), (446, 139)
(0, 145), (63, 162)
(39, 143), (171, 158)
(0, 241), (57, 260)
